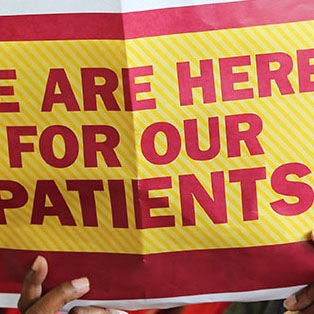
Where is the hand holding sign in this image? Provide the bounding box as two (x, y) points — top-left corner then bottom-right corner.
(17, 256), (126, 314)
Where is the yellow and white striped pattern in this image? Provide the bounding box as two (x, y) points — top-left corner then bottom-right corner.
(0, 20), (313, 254)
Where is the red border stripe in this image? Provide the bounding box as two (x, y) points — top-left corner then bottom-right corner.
(0, 13), (124, 41)
(0, 0), (314, 41)
(1, 241), (314, 300)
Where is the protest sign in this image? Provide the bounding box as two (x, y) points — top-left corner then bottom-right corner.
(0, 0), (313, 310)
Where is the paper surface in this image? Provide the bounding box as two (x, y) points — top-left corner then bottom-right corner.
(0, 0), (244, 14)
(0, 0), (313, 310)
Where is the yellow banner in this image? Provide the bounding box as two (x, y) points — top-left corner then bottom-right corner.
(0, 20), (313, 254)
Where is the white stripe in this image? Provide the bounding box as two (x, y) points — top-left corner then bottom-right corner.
(0, 285), (305, 311)
(61, 285), (304, 312)
(0, 0), (244, 15)
(121, 0), (244, 13)
(0, 293), (19, 308)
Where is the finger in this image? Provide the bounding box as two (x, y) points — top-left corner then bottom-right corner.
(284, 284), (314, 311)
(69, 306), (110, 314)
(69, 307), (129, 314)
(25, 277), (90, 314)
(18, 255), (48, 313)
